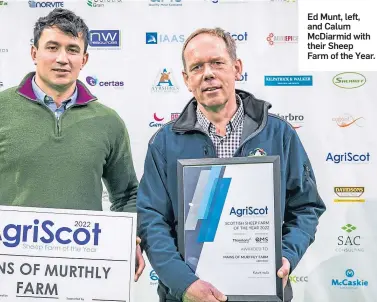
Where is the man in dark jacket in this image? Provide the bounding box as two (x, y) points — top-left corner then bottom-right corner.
(137, 27), (326, 302)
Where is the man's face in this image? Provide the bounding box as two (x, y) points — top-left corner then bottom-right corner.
(183, 33), (242, 110)
(31, 26), (88, 91)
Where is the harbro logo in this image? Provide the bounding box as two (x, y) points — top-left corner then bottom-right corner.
(248, 148), (267, 157)
(334, 187), (365, 203)
(0, 219), (101, 248)
(332, 269), (368, 288)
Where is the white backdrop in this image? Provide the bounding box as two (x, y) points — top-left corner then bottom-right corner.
(0, 1), (376, 301)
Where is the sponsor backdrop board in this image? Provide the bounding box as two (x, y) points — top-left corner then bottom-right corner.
(0, 1), (376, 302)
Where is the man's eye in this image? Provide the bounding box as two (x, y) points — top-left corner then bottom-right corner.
(47, 46), (57, 50)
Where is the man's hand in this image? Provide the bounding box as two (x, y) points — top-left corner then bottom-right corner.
(182, 280), (227, 302)
(277, 257), (290, 288)
(134, 236), (145, 282)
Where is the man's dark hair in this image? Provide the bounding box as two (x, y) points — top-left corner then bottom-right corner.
(34, 8), (89, 53)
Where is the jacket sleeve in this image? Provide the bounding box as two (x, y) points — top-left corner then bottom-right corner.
(103, 116), (138, 213)
(282, 130), (326, 272)
(137, 142), (199, 300)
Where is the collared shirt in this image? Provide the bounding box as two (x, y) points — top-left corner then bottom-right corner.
(32, 76), (77, 119)
(196, 94), (244, 158)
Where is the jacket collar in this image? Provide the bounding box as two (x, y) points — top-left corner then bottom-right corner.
(172, 89), (271, 133)
(16, 72), (97, 105)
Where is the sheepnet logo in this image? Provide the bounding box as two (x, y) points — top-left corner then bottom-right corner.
(267, 33), (298, 45)
(152, 68), (179, 93)
(230, 206), (268, 217)
(336, 224), (364, 253)
(28, 1), (64, 8)
(332, 114), (365, 128)
(86, 76), (124, 88)
(0, 219), (101, 248)
(149, 0), (182, 7)
(326, 152), (370, 164)
(331, 269), (368, 288)
(150, 113), (165, 128)
(334, 187), (365, 203)
(275, 113), (304, 129)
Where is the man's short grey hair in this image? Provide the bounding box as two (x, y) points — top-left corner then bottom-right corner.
(182, 27), (237, 71)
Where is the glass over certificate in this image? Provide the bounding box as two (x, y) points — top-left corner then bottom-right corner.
(177, 157), (283, 302)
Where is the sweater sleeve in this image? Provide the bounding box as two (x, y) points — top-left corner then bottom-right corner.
(103, 114), (139, 213)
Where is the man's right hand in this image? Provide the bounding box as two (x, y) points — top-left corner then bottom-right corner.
(182, 280), (227, 302)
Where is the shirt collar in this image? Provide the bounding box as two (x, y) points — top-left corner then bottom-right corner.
(196, 94), (244, 134)
(31, 76), (78, 107)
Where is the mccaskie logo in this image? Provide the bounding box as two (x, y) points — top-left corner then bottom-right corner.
(334, 187), (365, 203)
(326, 152), (370, 164)
(230, 206), (268, 217)
(152, 68), (179, 93)
(266, 33), (298, 45)
(332, 269), (368, 288)
(264, 75), (312, 86)
(0, 219), (101, 248)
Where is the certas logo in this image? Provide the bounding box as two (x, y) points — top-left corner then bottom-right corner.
(332, 269), (368, 288)
(264, 76), (312, 86)
(248, 148), (267, 157)
(0, 219), (101, 248)
(86, 76), (124, 87)
(149, 0), (182, 7)
(150, 113), (165, 128)
(336, 224), (364, 253)
(87, 0), (122, 8)
(334, 187), (365, 203)
(146, 32), (184, 44)
(276, 113), (304, 129)
(89, 30), (120, 48)
(152, 68), (179, 93)
(326, 152), (370, 164)
(230, 206), (268, 217)
(332, 114), (365, 128)
(333, 72), (366, 89)
(28, 1), (64, 8)
(267, 33), (298, 45)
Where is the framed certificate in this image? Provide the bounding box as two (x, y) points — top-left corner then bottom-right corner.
(177, 157), (283, 302)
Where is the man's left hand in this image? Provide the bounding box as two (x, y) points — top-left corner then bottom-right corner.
(134, 236), (145, 282)
(277, 257), (290, 288)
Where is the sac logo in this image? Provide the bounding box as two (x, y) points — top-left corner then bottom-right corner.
(332, 72), (366, 89)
